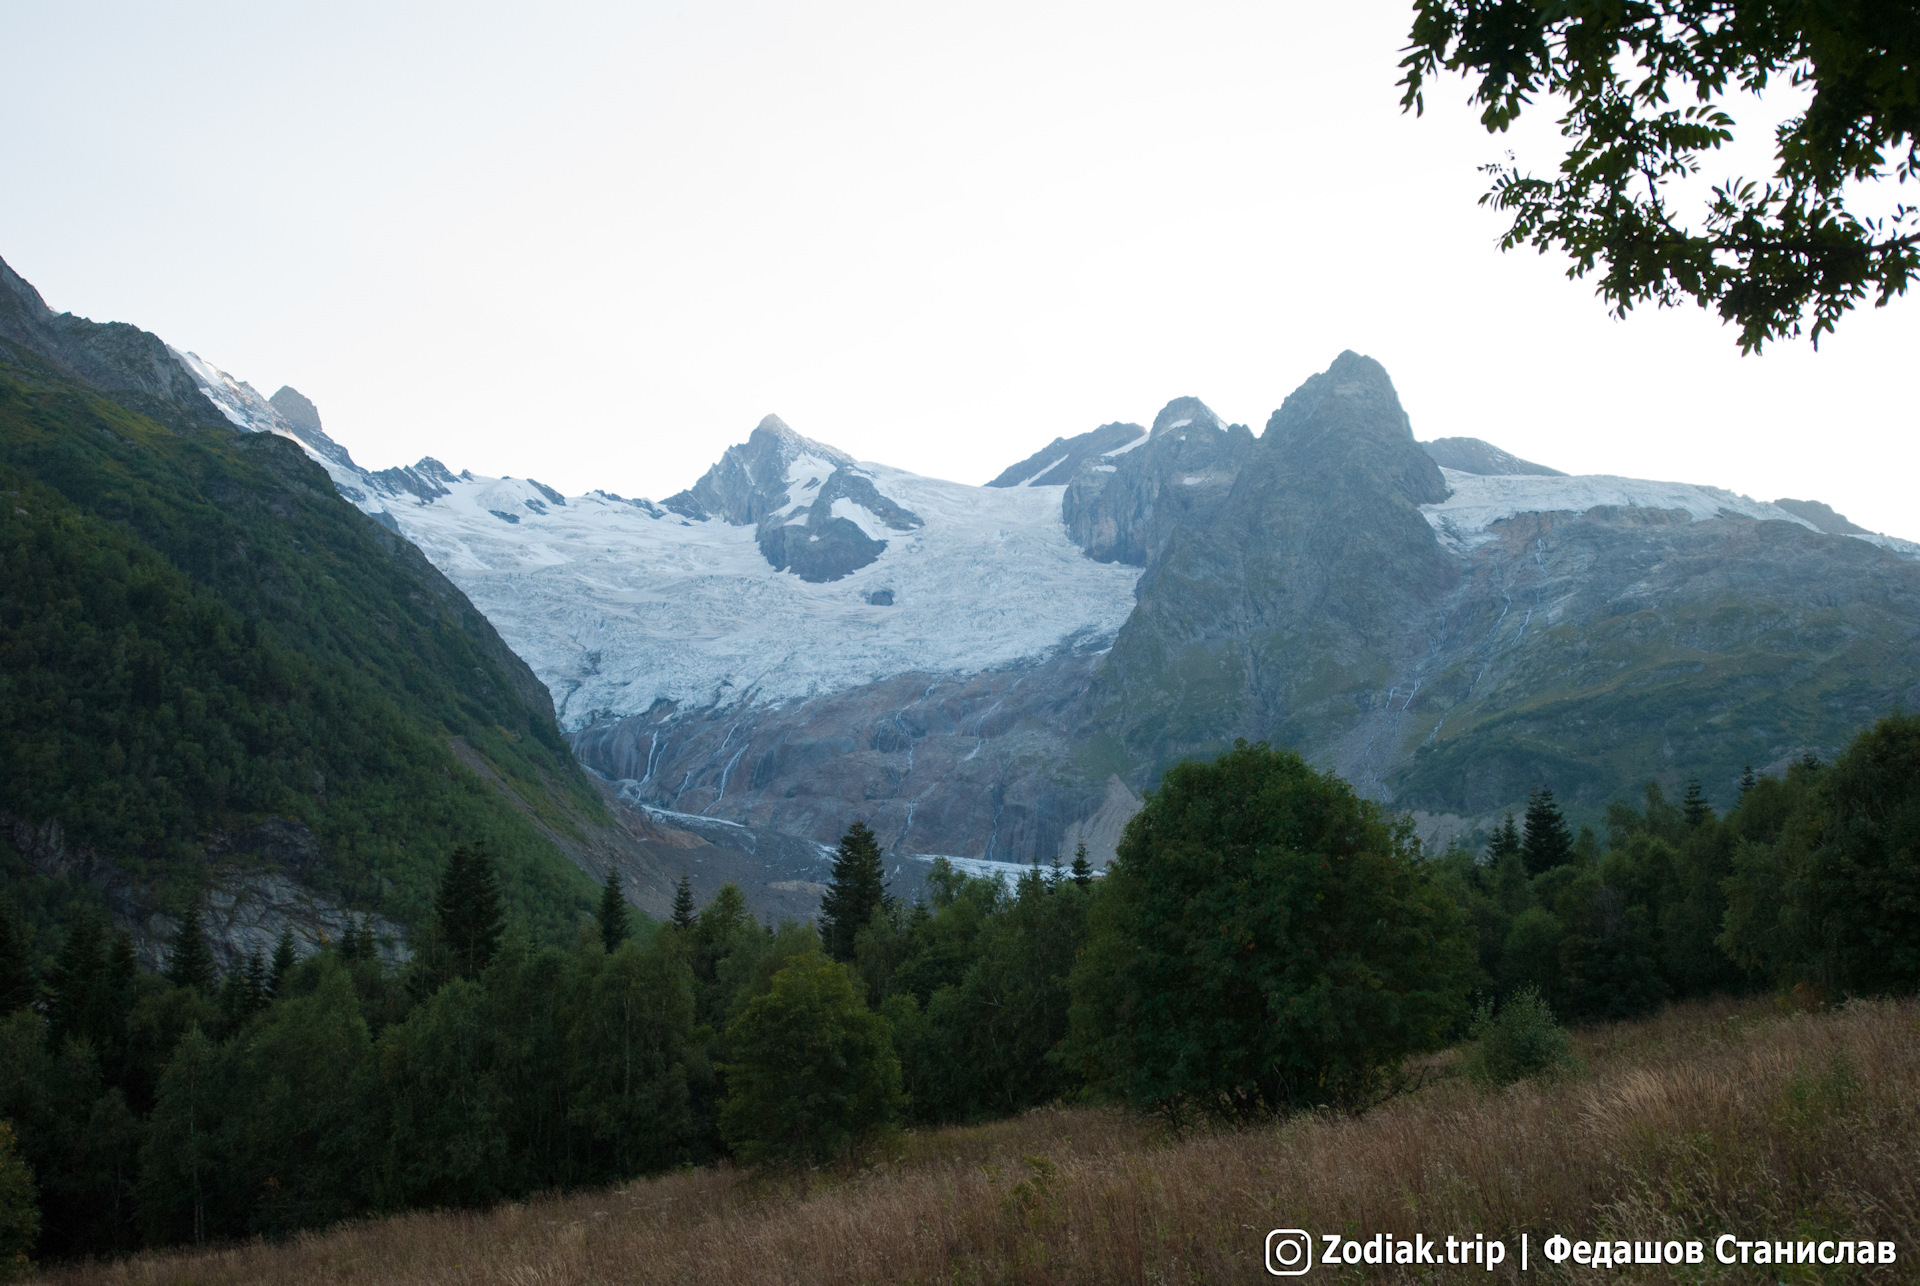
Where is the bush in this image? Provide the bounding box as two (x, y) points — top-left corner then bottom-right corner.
(1463, 986), (1576, 1087)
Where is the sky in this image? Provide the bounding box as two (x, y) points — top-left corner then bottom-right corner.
(3, 0), (1915, 536)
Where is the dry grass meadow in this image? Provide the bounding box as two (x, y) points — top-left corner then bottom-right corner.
(35, 996), (1920, 1284)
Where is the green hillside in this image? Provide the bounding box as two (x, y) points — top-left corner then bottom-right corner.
(0, 355), (606, 940)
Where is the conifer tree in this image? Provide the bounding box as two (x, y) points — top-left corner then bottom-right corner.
(1520, 788), (1574, 876)
(598, 867), (630, 952)
(47, 914), (104, 1044)
(243, 951), (269, 1012)
(819, 821), (887, 963)
(1682, 778), (1713, 828)
(166, 909), (217, 993)
(1485, 813), (1522, 865)
(1738, 764), (1758, 799)
(1071, 841), (1094, 888)
(0, 896), (35, 1014)
(433, 844), (505, 980)
(1048, 851), (1066, 887)
(670, 875), (696, 930)
(268, 929), (297, 998)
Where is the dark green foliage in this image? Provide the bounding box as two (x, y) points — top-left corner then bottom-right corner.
(1739, 764), (1758, 798)
(1401, 0), (1920, 350)
(1521, 787), (1574, 876)
(1462, 986), (1576, 1087)
(891, 868), (1092, 1123)
(0, 898), (33, 1015)
(1063, 741), (1474, 1119)
(0, 1121), (37, 1281)
(267, 930), (296, 999)
(432, 846), (504, 981)
(669, 875), (695, 930)
(1486, 812), (1521, 865)
(719, 952), (904, 1165)
(1070, 841), (1093, 888)
(1683, 778), (1713, 827)
(818, 821), (887, 963)
(1724, 713), (1920, 995)
(164, 912), (215, 994)
(597, 868), (629, 953)
(0, 362), (604, 939)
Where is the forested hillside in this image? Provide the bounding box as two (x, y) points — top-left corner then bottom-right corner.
(0, 315), (613, 953)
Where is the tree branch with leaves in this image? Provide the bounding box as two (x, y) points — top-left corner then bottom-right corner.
(1402, 0), (1920, 350)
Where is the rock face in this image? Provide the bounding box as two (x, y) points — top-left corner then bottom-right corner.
(1773, 497), (1870, 535)
(1422, 436), (1564, 476)
(0, 256), (214, 425)
(1085, 353), (1460, 770)
(1061, 397), (1256, 566)
(663, 415), (924, 581)
(987, 421), (1146, 488)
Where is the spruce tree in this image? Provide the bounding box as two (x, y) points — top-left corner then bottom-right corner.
(433, 844), (505, 979)
(243, 951), (269, 1012)
(268, 928), (297, 998)
(166, 909), (217, 993)
(598, 867), (630, 952)
(1048, 851), (1066, 888)
(1071, 841), (1094, 888)
(1485, 813), (1522, 865)
(819, 821), (887, 963)
(47, 914), (104, 1044)
(670, 875), (696, 930)
(1520, 788), (1575, 876)
(1682, 778), (1713, 827)
(1738, 764), (1758, 799)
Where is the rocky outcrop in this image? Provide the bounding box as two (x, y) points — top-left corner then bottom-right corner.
(1061, 397), (1255, 566)
(987, 421), (1146, 488)
(568, 644), (1123, 867)
(662, 415), (924, 582)
(0, 254), (217, 428)
(3, 812), (409, 970)
(1421, 436), (1564, 476)
(1773, 497), (1870, 535)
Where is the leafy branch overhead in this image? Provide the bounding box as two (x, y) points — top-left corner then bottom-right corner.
(1401, 0), (1920, 350)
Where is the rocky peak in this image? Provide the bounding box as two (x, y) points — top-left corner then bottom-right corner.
(1773, 497), (1870, 536)
(1150, 396), (1224, 436)
(269, 385), (323, 436)
(662, 414), (853, 524)
(0, 253), (213, 422)
(986, 421), (1147, 488)
(1421, 436), (1564, 477)
(1262, 351), (1448, 506)
(261, 384), (358, 470)
(1063, 397), (1254, 567)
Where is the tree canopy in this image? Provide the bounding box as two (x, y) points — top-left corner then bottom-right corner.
(1401, 0), (1920, 350)
(1064, 741), (1473, 1120)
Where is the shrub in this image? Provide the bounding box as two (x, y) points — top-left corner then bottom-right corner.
(1462, 986), (1576, 1086)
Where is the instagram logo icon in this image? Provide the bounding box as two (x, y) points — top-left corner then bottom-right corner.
(1266, 1229), (1313, 1276)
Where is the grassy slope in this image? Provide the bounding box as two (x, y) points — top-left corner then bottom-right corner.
(0, 359), (606, 939)
(38, 996), (1918, 1284)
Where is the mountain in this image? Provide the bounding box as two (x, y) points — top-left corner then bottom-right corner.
(34, 251), (1915, 886)
(1420, 436), (1564, 476)
(221, 342), (1916, 876)
(986, 421), (1147, 488)
(0, 255), (731, 965)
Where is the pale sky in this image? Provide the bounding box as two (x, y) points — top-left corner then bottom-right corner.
(3, 0), (1915, 536)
